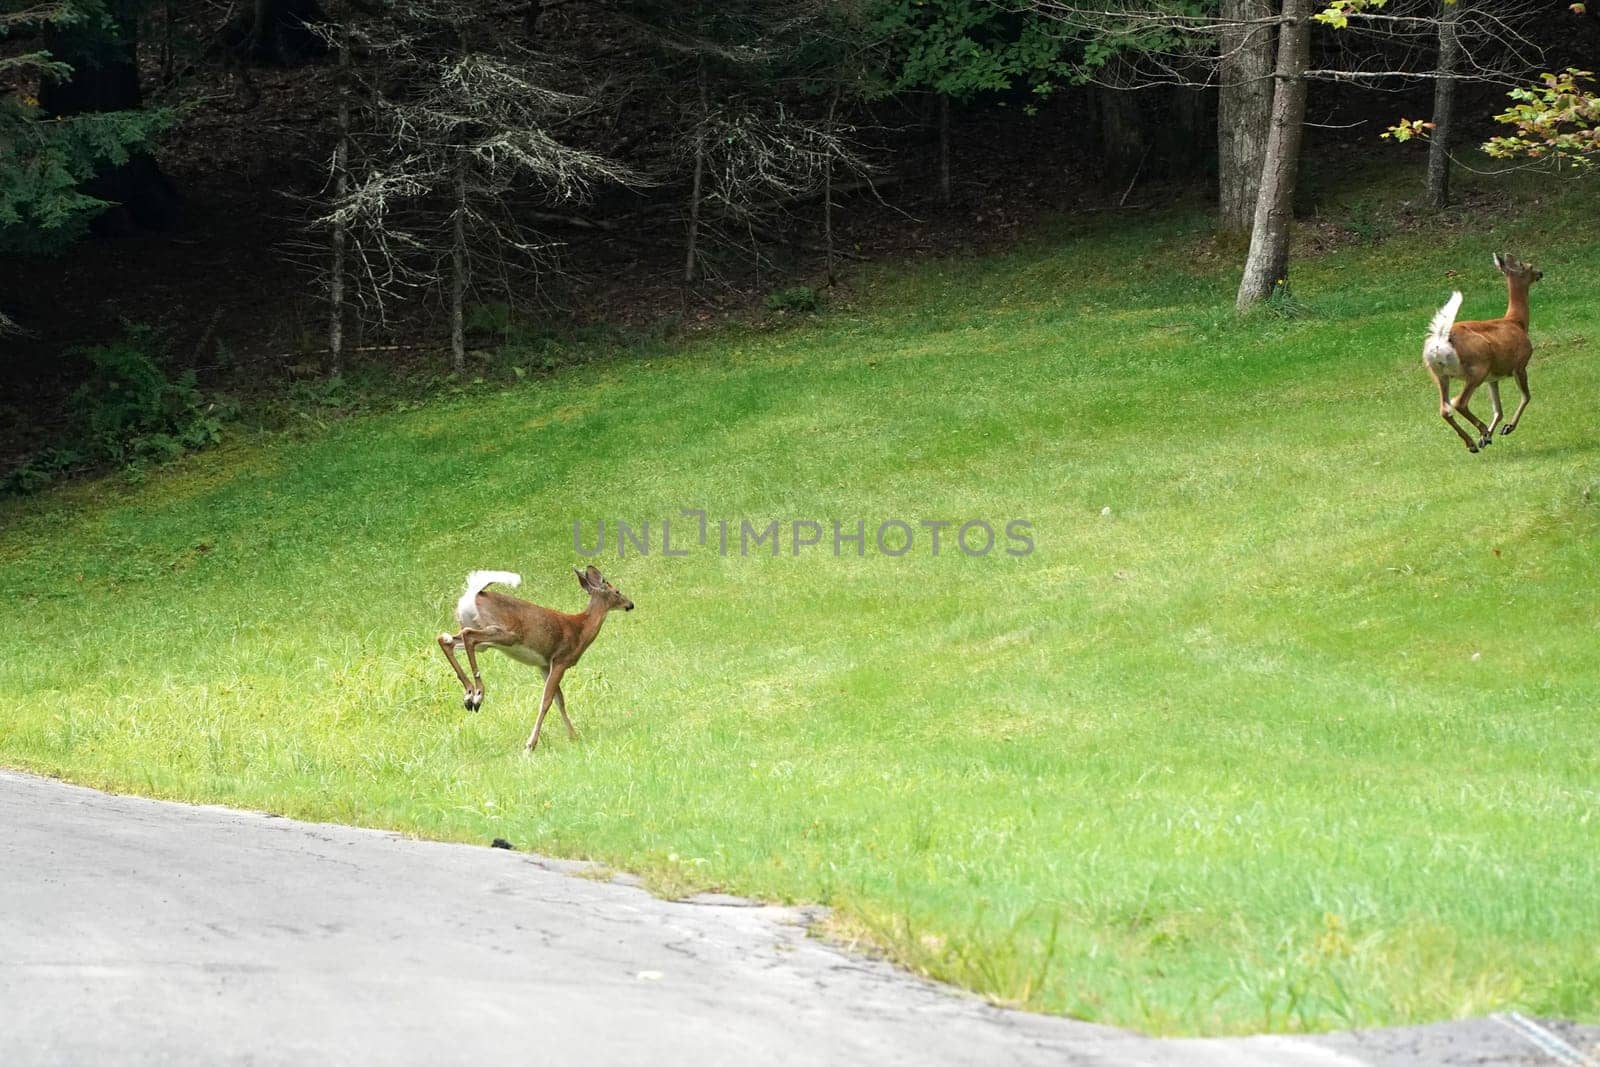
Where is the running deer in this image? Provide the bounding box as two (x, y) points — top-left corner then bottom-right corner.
(437, 566), (634, 752)
(1422, 253), (1543, 453)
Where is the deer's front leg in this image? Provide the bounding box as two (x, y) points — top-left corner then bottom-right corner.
(1503, 367), (1530, 436)
(1483, 381), (1504, 443)
(526, 663), (568, 753)
(437, 632), (475, 709)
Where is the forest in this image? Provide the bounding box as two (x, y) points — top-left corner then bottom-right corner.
(1, 0), (1596, 489)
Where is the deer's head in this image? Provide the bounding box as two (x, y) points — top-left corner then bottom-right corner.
(1493, 253), (1543, 287)
(576, 565), (634, 612)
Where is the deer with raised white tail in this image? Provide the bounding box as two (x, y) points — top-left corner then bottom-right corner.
(1422, 253), (1543, 453)
(437, 566), (634, 752)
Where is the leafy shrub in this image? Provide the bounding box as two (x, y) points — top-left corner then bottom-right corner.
(1342, 200), (1391, 246)
(465, 301), (515, 338)
(766, 285), (820, 314)
(2, 325), (225, 494)
(3, 447), (84, 495)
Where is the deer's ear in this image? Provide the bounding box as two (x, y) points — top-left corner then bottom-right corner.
(585, 564), (603, 583)
(1492, 253), (1506, 271)
(575, 567), (591, 590)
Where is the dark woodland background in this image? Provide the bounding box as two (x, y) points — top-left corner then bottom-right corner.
(1, 0), (1596, 489)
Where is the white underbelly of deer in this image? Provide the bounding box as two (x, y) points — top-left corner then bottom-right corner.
(498, 645), (550, 668)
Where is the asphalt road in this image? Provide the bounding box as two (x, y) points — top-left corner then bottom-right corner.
(2, 769), (1594, 1066)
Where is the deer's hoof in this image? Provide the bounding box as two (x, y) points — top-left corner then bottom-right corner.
(1478, 434), (1493, 449)
(1467, 444), (1479, 454)
(1501, 424), (1516, 436)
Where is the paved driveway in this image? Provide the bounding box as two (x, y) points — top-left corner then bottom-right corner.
(1, 770), (1591, 1066)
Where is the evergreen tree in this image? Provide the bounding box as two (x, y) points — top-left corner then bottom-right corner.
(0, 2), (170, 256)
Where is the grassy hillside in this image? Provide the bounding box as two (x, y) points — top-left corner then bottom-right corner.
(3, 173), (1597, 1036)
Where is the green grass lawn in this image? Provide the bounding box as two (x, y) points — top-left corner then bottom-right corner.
(3, 172), (1597, 1036)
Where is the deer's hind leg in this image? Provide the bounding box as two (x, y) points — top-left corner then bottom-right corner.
(1434, 372), (1481, 453)
(1483, 381), (1504, 441)
(1451, 370), (1493, 449)
(460, 626), (516, 711)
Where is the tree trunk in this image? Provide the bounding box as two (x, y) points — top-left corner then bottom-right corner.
(938, 92), (951, 204)
(683, 58), (707, 284)
(451, 161), (468, 375)
(1217, 0), (1275, 233)
(1236, 0), (1312, 312)
(1426, 0), (1462, 211)
(824, 86), (841, 286)
(162, 0), (175, 82)
(328, 24), (350, 379)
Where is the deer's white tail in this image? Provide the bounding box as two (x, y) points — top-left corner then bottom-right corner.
(458, 570), (521, 624)
(1425, 291), (1462, 350)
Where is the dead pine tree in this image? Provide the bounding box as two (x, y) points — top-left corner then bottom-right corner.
(696, 100), (868, 287)
(328, 17), (351, 379)
(449, 155), (468, 373)
(684, 55), (708, 285)
(822, 85), (843, 285)
(411, 47), (637, 374)
(613, 1), (871, 291)
(307, 4), (639, 374)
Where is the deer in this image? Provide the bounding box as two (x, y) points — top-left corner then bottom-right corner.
(1422, 253), (1543, 454)
(437, 566), (634, 752)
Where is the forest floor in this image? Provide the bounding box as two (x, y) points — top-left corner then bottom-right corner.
(2, 163), (1597, 1036)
